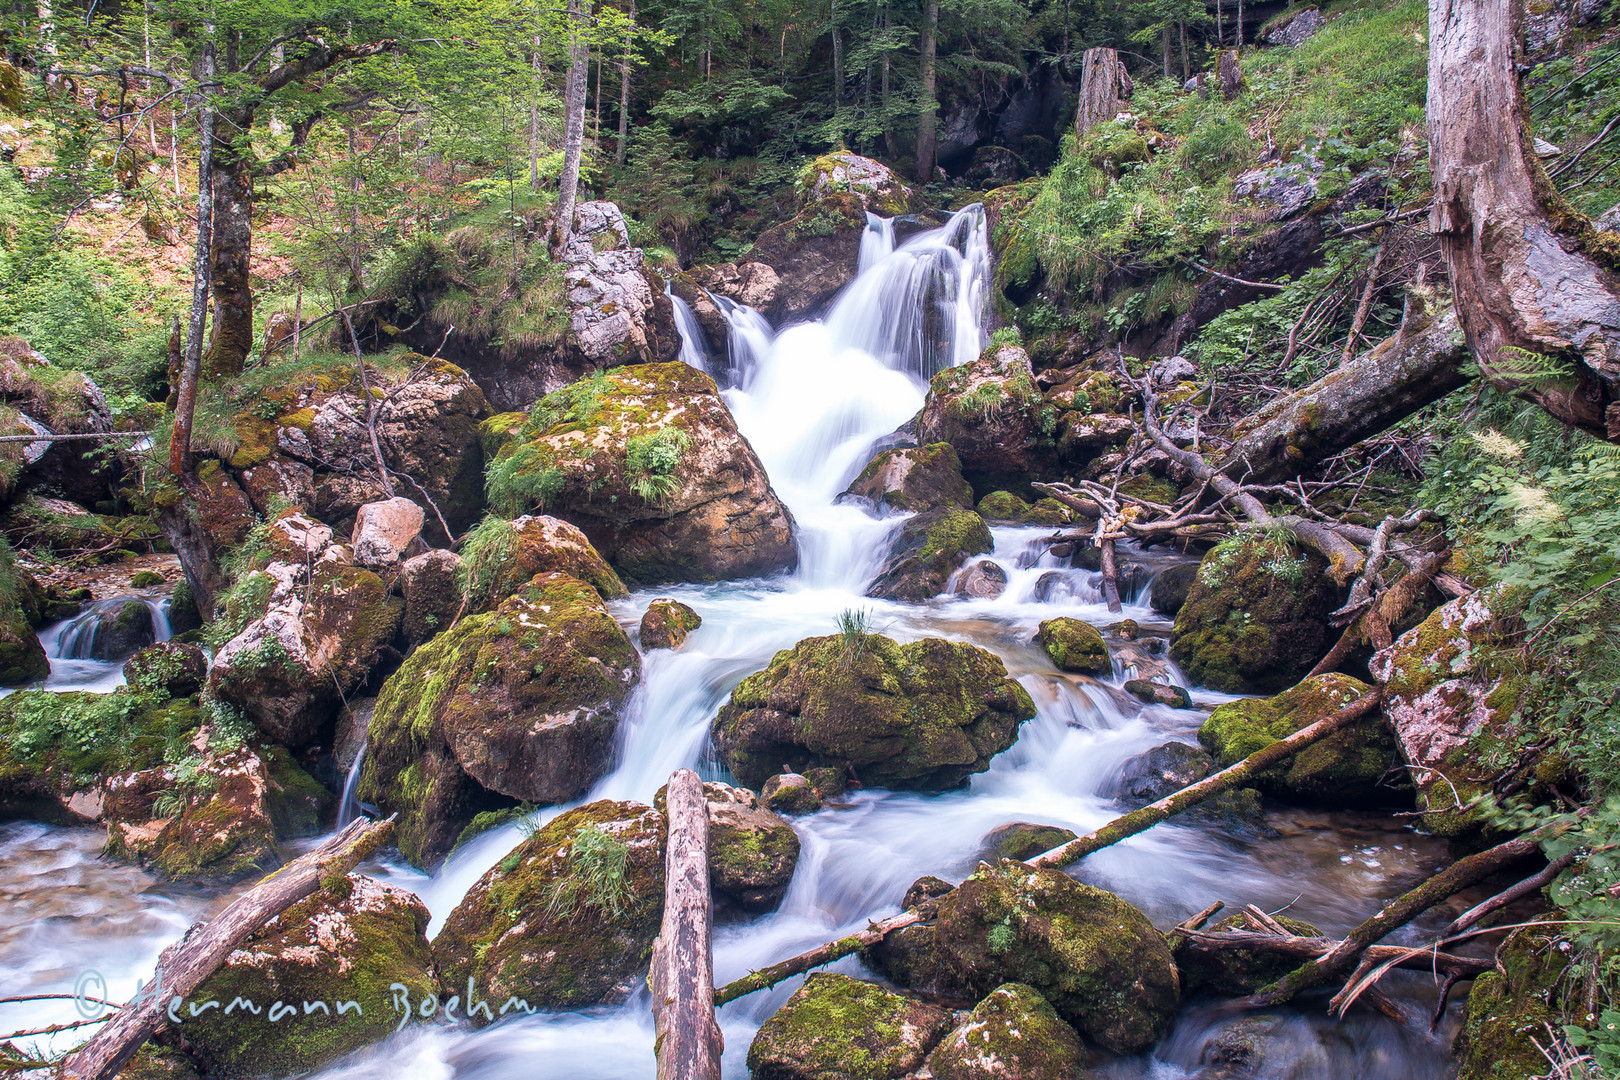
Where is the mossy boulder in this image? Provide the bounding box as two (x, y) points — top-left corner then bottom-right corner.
(933, 861), (1180, 1054)
(360, 571), (640, 867)
(1170, 536), (1342, 693)
(1454, 921), (1583, 1080)
(867, 508), (993, 601)
(975, 490), (1069, 525)
(432, 800), (666, 1014)
(184, 874), (435, 1078)
(399, 548), (462, 645)
(1174, 912), (1322, 995)
(1112, 741), (1264, 827)
(979, 822), (1077, 863)
(917, 345), (1061, 495)
(926, 982), (1089, 1080)
(463, 514), (628, 613)
(762, 772), (822, 814)
(487, 362), (796, 584)
(1123, 679), (1193, 709)
(747, 973), (953, 1080)
(863, 876), (976, 1002)
(0, 560), (47, 685)
(123, 641), (207, 697)
(640, 598), (701, 649)
(657, 780), (800, 911)
(713, 633), (1036, 791)
(748, 192), (870, 323)
(1149, 562), (1198, 617)
(1199, 674), (1399, 807)
(1035, 618), (1110, 674)
(1370, 590), (1527, 837)
(798, 152), (918, 215)
(479, 410), (527, 460)
(63, 598), (158, 660)
(844, 442), (975, 513)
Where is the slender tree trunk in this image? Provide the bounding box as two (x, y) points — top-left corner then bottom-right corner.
(915, 0), (938, 183)
(1162, 25), (1172, 79)
(1237, 0), (1245, 49)
(171, 42), (215, 478)
(1076, 48), (1132, 136)
(1217, 0), (1224, 47)
(530, 32), (543, 192)
(882, 1), (896, 157)
(36, 0), (57, 87)
(592, 47), (602, 148)
(615, 0), (635, 166)
(552, 0), (591, 254)
(205, 117), (255, 378)
(831, 0), (844, 108)
(1180, 20), (1189, 82)
(1429, 0), (1620, 439)
(348, 120), (363, 290)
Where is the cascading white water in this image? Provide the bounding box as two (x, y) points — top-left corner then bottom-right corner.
(857, 211), (895, 272)
(27, 596), (174, 694)
(665, 283), (711, 373)
(336, 741), (369, 830)
(707, 292), (774, 388)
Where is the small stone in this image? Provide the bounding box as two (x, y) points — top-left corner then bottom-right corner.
(1124, 679), (1193, 709)
(351, 496), (425, 569)
(803, 765), (848, 797)
(640, 598), (701, 649)
(979, 821), (1078, 863)
(954, 559), (1008, 599)
(130, 570), (164, 588)
(1035, 617), (1110, 674)
(762, 772), (822, 815)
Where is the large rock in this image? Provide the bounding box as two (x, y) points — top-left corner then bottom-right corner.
(933, 861), (1180, 1054)
(1035, 617), (1110, 674)
(747, 192), (870, 323)
(864, 877), (977, 1002)
(487, 363), (796, 584)
(399, 548), (461, 645)
(58, 598), (158, 660)
(867, 508), (993, 601)
(359, 571), (640, 866)
(1262, 4), (1327, 44)
(350, 496), (424, 569)
(686, 261), (781, 315)
(917, 344), (1061, 495)
(1170, 536), (1341, 693)
(0, 345), (120, 505)
(798, 152), (917, 214)
(1455, 921), (1581, 1080)
(926, 982), (1089, 1080)
(460, 513), (628, 611)
(713, 633), (1036, 791)
(431, 800), (665, 1014)
(208, 515), (403, 747)
(185, 875), (435, 1078)
(979, 822), (1077, 863)
(563, 246), (681, 369)
(1370, 590), (1527, 836)
(658, 780), (800, 911)
(1149, 562), (1198, 616)
(1198, 673), (1398, 807)
(747, 973), (953, 1080)
(843, 442), (976, 513)
(1111, 740), (1264, 828)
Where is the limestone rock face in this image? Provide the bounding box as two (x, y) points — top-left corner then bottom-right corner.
(639, 598), (701, 649)
(867, 509), (993, 602)
(185, 874), (436, 1079)
(565, 247), (681, 367)
(359, 572), (640, 866)
(918, 345), (1061, 494)
(487, 362), (796, 584)
(350, 497), (425, 569)
(432, 800), (666, 1014)
(844, 442), (975, 513)
(713, 633), (1036, 791)
(686, 261), (781, 313)
(926, 982), (1089, 1080)
(747, 973), (952, 1080)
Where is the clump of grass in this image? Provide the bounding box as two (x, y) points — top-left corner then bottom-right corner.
(836, 607), (871, 666)
(458, 514), (518, 607)
(625, 426), (692, 504)
(545, 823), (633, 921)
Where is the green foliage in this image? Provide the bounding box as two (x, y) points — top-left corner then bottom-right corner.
(624, 426), (692, 504)
(835, 607), (870, 666)
(459, 514), (519, 608)
(544, 822), (634, 921)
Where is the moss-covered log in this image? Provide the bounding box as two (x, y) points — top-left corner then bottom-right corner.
(712, 907), (930, 1007)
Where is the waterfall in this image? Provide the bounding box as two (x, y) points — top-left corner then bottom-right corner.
(665, 283), (711, 374)
(50, 597), (171, 662)
(707, 292), (774, 388)
(336, 740), (368, 830)
(857, 211), (896, 272)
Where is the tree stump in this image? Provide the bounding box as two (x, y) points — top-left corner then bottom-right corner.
(1076, 48), (1132, 136)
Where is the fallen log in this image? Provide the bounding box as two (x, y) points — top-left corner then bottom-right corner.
(1031, 690), (1383, 869)
(1444, 852), (1572, 936)
(1180, 928), (1494, 979)
(650, 769), (722, 1080)
(59, 815), (395, 1080)
(712, 907), (931, 1007)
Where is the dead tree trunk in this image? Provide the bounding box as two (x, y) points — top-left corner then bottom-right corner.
(713, 908), (930, 1006)
(1076, 47), (1131, 136)
(552, 0), (592, 253)
(650, 770), (721, 1080)
(1218, 49), (1244, 99)
(1430, 0), (1620, 439)
(60, 817), (395, 1080)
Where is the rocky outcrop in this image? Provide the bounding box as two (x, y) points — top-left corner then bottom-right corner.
(359, 572), (640, 866)
(933, 861), (1179, 1054)
(917, 345), (1061, 495)
(639, 598), (701, 649)
(713, 633), (1035, 791)
(461, 514), (628, 611)
(747, 973), (953, 1080)
(0, 344), (120, 505)
(867, 508), (993, 601)
(487, 362), (796, 584)
(799, 153), (918, 214)
(747, 192), (870, 324)
(432, 800), (665, 1013)
(1170, 536), (1341, 693)
(1034, 617), (1110, 674)
(185, 874), (436, 1078)
(926, 982), (1089, 1080)
(123, 641), (207, 697)
(843, 442), (976, 513)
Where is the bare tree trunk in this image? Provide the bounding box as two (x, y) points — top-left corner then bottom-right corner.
(1218, 49), (1244, 99)
(882, 1), (896, 158)
(530, 32), (543, 191)
(831, 0), (844, 107)
(1237, 0), (1245, 49)
(649, 770), (722, 1080)
(552, 0), (591, 253)
(170, 43), (215, 479)
(614, 0), (635, 166)
(36, 0), (57, 87)
(1217, 0), (1224, 47)
(1162, 25), (1172, 79)
(1429, 0), (1620, 439)
(592, 47), (603, 149)
(1180, 20), (1189, 82)
(915, 0), (938, 183)
(1076, 48), (1132, 136)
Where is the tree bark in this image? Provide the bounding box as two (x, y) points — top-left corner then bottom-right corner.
(831, 0), (844, 107)
(1430, 0), (1620, 439)
(170, 44), (215, 477)
(1218, 49), (1244, 99)
(650, 770), (721, 1080)
(914, 0), (938, 183)
(615, 0), (635, 166)
(204, 111), (256, 379)
(60, 816), (395, 1080)
(1076, 48), (1131, 137)
(553, 0), (592, 253)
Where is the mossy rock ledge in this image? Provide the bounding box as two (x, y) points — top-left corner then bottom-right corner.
(358, 571), (640, 867)
(711, 633), (1036, 791)
(843, 442), (976, 514)
(933, 861), (1180, 1054)
(926, 982), (1090, 1080)
(1035, 617), (1110, 674)
(916, 344), (1062, 496)
(487, 362), (796, 584)
(1170, 536), (1342, 693)
(747, 972), (953, 1080)
(1198, 673), (1402, 807)
(184, 874), (435, 1078)
(1454, 920), (1588, 1080)
(431, 800), (665, 1015)
(465, 513), (629, 612)
(866, 508), (994, 602)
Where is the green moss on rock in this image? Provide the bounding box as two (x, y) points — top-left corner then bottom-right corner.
(979, 821), (1078, 863)
(1455, 921), (1582, 1080)
(867, 508), (994, 601)
(640, 598), (701, 649)
(1175, 913), (1322, 995)
(926, 982), (1089, 1080)
(844, 443), (975, 513)
(747, 973), (953, 1080)
(1036, 617), (1110, 675)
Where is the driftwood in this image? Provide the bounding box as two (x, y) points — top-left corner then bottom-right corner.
(1181, 929), (1494, 978)
(59, 816), (395, 1080)
(650, 769), (722, 1080)
(1444, 852), (1572, 936)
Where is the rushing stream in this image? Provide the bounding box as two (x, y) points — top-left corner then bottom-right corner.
(0, 207), (1467, 1078)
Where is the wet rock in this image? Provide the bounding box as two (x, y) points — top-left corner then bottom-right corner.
(1199, 673), (1400, 807)
(803, 765), (848, 797)
(1170, 536), (1341, 693)
(1370, 589), (1528, 837)
(66, 598), (158, 661)
(762, 773), (822, 815)
(640, 598), (701, 649)
(487, 363), (796, 584)
(350, 496), (425, 569)
(333, 697), (373, 775)
(399, 548), (462, 645)
(694, 781), (800, 911)
(1149, 562), (1199, 617)
(747, 972), (953, 1080)
(122, 641), (207, 697)
(1035, 617), (1110, 674)
(1176, 912), (1323, 996)
(918, 345), (1060, 493)
(934, 861), (1180, 1053)
(714, 633), (1036, 791)
(863, 876), (976, 1002)
(867, 508), (993, 601)
(185, 874), (435, 1078)
(748, 192), (870, 323)
(979, 822), (1077, 863)
(799, 152), (918, 214)
(1112, 741), (1264, 827)
(1031, 570), (1086, 604)
(1123, 679), (1193, 709)
(359, 572), (640, 867)
(954, 559), (1008, 599)
(669, 271), (734, 355)
(686, 260), (782, 313)
(926, 982), (1089, 1080)
(975, 490), (1069, 525)
(432, 800), (666, 1014)
(462, 514), (628, 611)
(843, 442), (975, 513)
